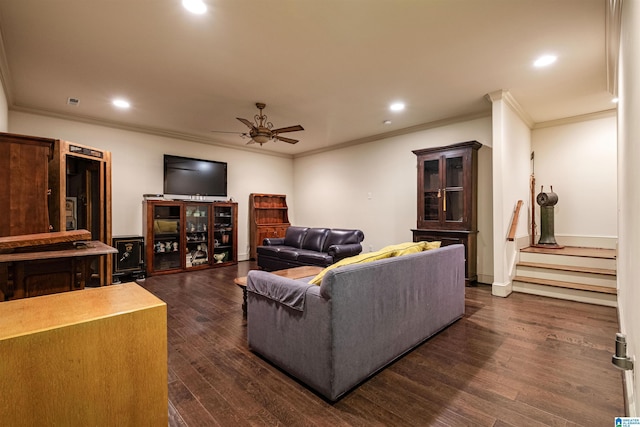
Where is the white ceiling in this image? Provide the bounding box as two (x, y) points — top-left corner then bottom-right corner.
(0, 0), (615, 156)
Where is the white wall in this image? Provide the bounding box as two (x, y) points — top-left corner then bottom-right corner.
(8, 111), (295, 260)
(532, 114), (617, 246)
(617, 0), (640, 416)
(292, 116), (494, 279)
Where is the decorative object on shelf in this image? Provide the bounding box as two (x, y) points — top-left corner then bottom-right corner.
(65, 197), (77, 230)
(211, 103), (304, 146)
(535, 185), (563, 248)
(411, 141), (482, 284)
(213, 253), (225, 263)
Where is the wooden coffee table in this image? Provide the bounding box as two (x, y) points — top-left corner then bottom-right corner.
(233, 266), (323, 316)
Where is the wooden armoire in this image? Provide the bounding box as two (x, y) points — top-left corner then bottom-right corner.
(412, 141), (481, 284)
(0, 132), (113, 288)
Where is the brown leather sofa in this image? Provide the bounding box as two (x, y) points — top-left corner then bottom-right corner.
(257, 226), (365, 271)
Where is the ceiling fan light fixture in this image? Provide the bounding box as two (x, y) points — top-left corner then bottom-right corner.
(252, 134), (270, 144)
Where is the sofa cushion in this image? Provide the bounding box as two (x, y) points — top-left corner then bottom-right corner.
(380, 241), (441, 256)
(278, 248), (300, 261)
(284, 226), (308, 248)
(256, 245), (282, 256)
(323, 229), (364, 251)
(309, 246), (397, 285)
(301, 228), (329, 252)
(297, 250), (333, 266)
(309, 241), (441, 285)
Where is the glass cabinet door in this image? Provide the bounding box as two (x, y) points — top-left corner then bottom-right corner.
(213, 205), (234, 264)
(444, 155), (464, 223)
(152, 205), (181, 272)
(185, 204), (210, 268)
(423, 159), (440, 221)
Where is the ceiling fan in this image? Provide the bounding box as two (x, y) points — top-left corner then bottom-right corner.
(213, 102), (304, 146)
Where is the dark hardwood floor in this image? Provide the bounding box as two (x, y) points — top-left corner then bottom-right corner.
(139, 261), (624, 426)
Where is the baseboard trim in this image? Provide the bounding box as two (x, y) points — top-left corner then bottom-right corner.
(492, 281), (512, 297)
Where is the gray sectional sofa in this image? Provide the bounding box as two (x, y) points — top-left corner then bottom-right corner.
(246, 244), (465, 401)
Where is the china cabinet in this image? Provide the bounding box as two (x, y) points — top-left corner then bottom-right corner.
(412, 140), (481, 283)
(143, 200), (237, 276)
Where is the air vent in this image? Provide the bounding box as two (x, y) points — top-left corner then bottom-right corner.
(67, 97), (80, 106)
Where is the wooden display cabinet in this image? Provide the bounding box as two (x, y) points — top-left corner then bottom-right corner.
(144, 200), (237, 276)
(249, 193), (290, 260)
(412, 141), (481, 284)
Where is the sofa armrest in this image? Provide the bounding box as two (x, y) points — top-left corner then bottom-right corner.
(327, 243), (363, 260)
(262, 237), (285, 246)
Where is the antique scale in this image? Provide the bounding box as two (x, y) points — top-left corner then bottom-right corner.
(535, 185), (563, 248)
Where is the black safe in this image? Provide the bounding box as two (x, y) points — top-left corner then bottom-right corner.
(112, 236), (146, 283)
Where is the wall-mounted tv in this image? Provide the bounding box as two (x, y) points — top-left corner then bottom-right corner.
(163, 154), (227, 197)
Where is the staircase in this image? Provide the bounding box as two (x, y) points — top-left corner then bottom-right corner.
(513, 246), (617, 307)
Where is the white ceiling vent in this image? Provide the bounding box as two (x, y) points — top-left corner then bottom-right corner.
(67, 97), (79, 106)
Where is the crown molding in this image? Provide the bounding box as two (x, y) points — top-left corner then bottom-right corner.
(9, 104), (294, 159)
(293, 110), (491, 159)
(532, 109), (617, 129)
(485, 89), (534, 129)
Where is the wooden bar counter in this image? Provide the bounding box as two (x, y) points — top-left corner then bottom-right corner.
(0, 230), (117, 300)
(0, 282), (168, 426)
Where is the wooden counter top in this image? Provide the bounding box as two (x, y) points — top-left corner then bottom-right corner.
(0, 282), (164, 340)
(0, 240), (116, 263)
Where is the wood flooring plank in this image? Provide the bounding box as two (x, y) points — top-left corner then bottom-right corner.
(139, 262), (625, 426)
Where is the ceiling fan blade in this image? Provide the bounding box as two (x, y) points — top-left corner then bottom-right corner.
(272, 125), (304, 134)
(275, 135), (299, 144)
(236, 117), (255, 129)
(210, 130), (245, 134)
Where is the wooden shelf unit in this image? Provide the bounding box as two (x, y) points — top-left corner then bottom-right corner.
(143, 200), (238, 276)
(249, 193), (290, 260)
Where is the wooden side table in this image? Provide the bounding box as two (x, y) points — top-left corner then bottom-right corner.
(234, 266), (323, 316)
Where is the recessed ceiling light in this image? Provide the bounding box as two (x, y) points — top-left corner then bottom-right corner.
(112, 98), (130, 109)
(389, 102), (405, 112)
(383, 120), (392, 125)
(182, 0), (207, 14)
(534, 54), (557, 68)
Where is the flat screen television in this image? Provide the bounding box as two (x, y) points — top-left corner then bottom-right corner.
(163, 154), (227, 197)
